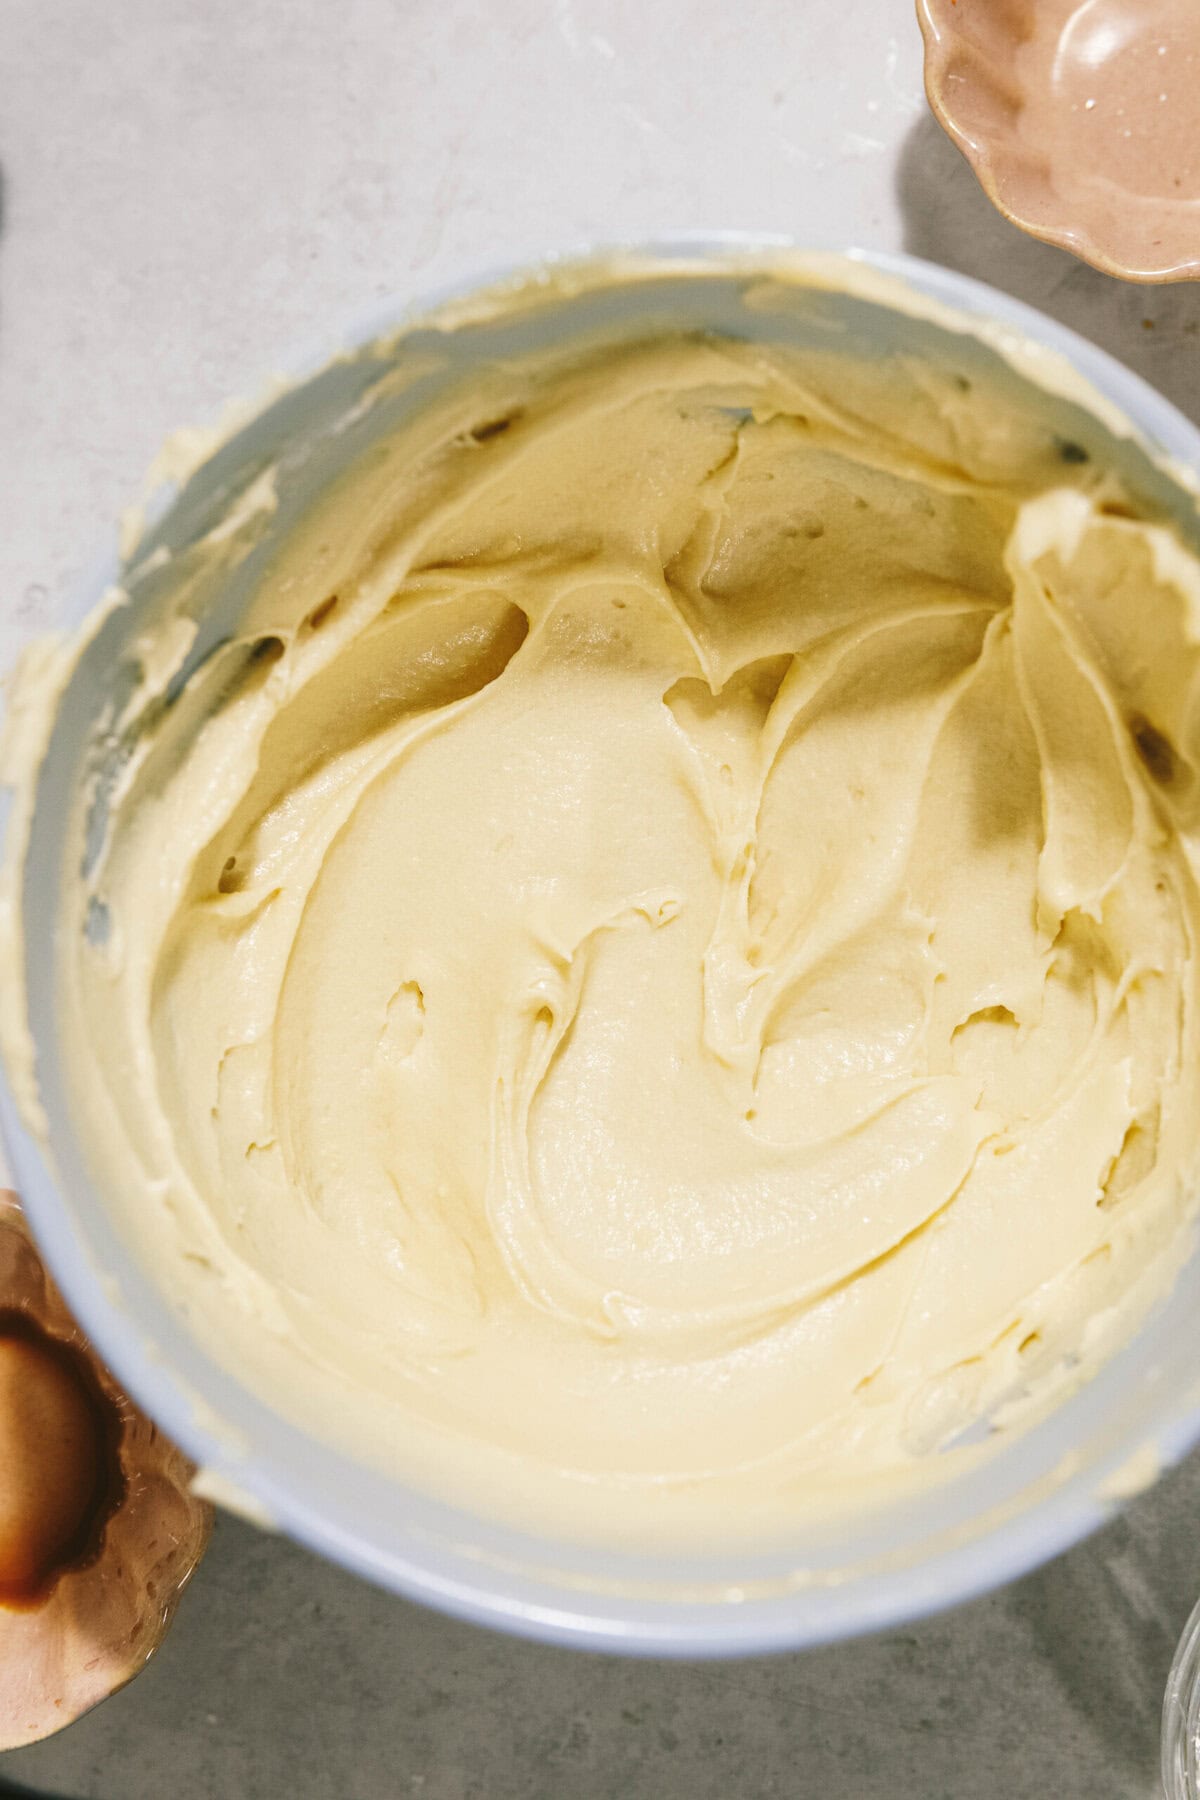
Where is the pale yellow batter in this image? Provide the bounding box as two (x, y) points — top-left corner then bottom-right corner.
(11, 270), (1200, 1544)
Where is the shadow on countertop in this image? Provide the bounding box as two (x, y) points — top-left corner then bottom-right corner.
(895, 112), (1200, 427)
(0, 1781), (82, 1800)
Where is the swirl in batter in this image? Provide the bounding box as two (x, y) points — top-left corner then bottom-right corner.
(27, 306), (1200, 1541)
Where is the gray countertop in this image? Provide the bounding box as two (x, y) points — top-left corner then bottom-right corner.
(5, 1474), (1200, 1800)
(4, 3), (1200, 1794)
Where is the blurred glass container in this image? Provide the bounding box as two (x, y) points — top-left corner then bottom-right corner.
(917, 0), (1200, 282)
(1164, 1597), (1200, 1797)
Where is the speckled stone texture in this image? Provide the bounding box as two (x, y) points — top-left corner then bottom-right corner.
(4, 3), (1200, 1795)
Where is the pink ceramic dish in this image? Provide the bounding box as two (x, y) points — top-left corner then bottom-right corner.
(917, 0), (1200, 282)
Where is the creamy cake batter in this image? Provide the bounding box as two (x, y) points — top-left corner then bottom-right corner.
(9, 272), (1200, 1542)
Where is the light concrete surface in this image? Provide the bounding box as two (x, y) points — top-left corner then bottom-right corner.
(3, 1), (1200, 1795)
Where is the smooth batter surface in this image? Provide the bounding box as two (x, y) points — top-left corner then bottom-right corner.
(18, 287), (1200, 1542)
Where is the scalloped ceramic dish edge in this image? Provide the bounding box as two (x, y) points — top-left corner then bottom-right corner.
(917, 0), (1200, 284)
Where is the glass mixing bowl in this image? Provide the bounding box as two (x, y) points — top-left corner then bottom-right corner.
(1165, 1597), (1200, 1798)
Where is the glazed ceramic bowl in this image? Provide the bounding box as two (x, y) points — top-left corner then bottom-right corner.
(918, 0), (1200, 282)
(6, 241), (1200, 1656)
